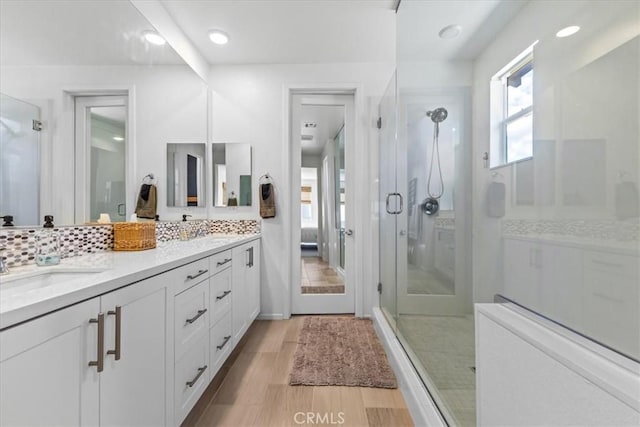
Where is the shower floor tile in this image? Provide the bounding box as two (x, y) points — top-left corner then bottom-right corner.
(397, 314), (476, 427)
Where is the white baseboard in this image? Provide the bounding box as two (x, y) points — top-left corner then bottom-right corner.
(256, 313), (285, 320)
(372, 307), (446, 427)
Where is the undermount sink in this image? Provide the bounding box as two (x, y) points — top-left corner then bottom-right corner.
(0, 267), (107, 291)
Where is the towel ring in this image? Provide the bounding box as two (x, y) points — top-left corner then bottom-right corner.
(259, 173), (273, 185)
(142, 173), (157, 185)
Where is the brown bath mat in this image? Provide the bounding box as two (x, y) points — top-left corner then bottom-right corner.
(289, 316), (397, 388)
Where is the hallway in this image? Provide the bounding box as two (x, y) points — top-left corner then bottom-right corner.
(300, 257), (345, 294)
(183, 317), (412, 426)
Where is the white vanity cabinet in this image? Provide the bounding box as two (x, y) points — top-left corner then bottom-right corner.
(232, 239), (261, 344)
(0, 235), (261, 427)
(0, 274), (170, 427)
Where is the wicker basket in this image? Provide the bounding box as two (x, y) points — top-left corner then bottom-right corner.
(113, 222), (156, 251)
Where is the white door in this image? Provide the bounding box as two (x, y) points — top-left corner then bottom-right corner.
(99, 276), (167, 426)
(291, 93), (356, 314)
(0, 298), (100, 426)
(74, 95), (129, 223)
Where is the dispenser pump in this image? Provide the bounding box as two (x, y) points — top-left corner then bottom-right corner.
(43, 215), (54, 228)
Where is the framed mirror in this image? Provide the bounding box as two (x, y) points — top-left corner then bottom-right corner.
(166, 143), (206, 207)
(212, 143), (252, 207)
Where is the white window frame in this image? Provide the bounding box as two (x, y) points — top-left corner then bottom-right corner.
(490, 41), (538, 168)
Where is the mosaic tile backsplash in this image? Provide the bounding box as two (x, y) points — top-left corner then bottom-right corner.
(0, 219), (260, 268)
(502, 218), (640, 242)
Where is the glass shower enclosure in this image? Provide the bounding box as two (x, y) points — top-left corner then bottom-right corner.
(379, 74), (474, 425)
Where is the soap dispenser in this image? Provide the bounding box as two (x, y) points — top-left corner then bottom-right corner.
(36, 215), (60, 266)
(179, 214), (192, 241)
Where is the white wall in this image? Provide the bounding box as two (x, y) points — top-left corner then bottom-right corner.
(0, 64), (208, 225)
(472, 0), (640, 303)
(209, 62), (395, 318)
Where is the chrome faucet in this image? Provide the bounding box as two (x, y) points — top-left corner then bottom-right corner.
(0, 248), (9, 275)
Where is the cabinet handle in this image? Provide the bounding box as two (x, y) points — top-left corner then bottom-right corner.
(186, 308), (207, 324)
(216, 258), (232, 267)
(216, 290), (231, 301)
(107, 306), (121, 361)
(246, 247), (254, 267)
(88, 313), (105, 373)
(186, 269), (208, 281)
(186, 365), (207, 388)
(217, 335), (232, 350)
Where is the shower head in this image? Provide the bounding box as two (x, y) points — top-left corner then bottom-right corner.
(426, 107), (448, 123)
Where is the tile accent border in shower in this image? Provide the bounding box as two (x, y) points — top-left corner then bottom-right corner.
(502, 218), (639, 242)
(0, 219), (260, 268)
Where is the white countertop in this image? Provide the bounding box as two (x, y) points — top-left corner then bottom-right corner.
(503, 233), (639, 256)
(0, 234), (260, 330)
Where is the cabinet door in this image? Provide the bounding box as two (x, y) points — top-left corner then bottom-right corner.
(247, 241), (261, 322)
(0, 298), (100, 426)
(231, 244), (247, 344)
(99, 276), (168, 426)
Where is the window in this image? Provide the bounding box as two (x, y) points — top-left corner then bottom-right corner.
(490, 42), (537, 167)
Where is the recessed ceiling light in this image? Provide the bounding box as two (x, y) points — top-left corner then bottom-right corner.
(439, 24), (462, 39)
(556, 26), (580, 38)
(209, 30), (229, 45)
(113, 136), (124, 141)
(142, 30), (166, 46)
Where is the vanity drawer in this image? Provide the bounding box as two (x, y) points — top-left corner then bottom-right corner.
(175, 280), (209, 359)
(171, 257), (211, 295)
(175, 333), (209, 425)
(210, 313), (233, 372)
(210, 249), (233, 275)
(210, 268), (232, 325)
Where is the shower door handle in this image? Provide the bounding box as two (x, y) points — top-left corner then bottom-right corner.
(385, 193), (403, 215)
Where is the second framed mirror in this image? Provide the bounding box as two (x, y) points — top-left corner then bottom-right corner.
(212, 143), (252, 207)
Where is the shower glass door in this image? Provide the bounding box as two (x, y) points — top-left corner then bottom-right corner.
(379, 72), (398, 327)
(0, 93), (40, 226)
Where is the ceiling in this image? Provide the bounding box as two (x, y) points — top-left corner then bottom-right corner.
(397, 0), (528, 61)
(161, 0), (397, 65)
(300, 105), (344, 155)
(0, 0), (184, 66)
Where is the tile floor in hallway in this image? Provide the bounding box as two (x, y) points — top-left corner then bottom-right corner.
(183, 316), (413, 427)
(397, 314), (476, 427)
(300, 257), (345, 294)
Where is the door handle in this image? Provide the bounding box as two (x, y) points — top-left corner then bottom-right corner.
(216, 335), (232, 350)
(185, 309), (207, 324)
(88, 313), (105, 372)
(186, 365), (207, 388)
(186, 269), (208, 281)
(106, 306), (121, 361)
(216, 290), (231, 301)
(246, 247), (254, 267)
(117, 204), (125, 216)
(385, 193), (403, 215)
(345, 229), (354, 236)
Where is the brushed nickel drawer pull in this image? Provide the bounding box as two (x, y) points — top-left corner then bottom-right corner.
(246, 247), (254, 267)
(88, 313), (105, 372)
(186, 269), (208, 281)
(107, 306), (121, 361)
(216, 290), (231, 301)
(186, 365), (207, 388)
(216, 258), (232, 267)
(217, 335), (232, 350)
(186, 309), (207, 324)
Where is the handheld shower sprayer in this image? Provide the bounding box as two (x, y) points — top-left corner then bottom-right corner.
(422, 107), (448, 216)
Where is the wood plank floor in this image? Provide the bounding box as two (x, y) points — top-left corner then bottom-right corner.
(182, 316), (413, 427)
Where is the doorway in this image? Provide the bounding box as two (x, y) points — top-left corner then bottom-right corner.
(290, 92), (355, 314)
(74, 95), (128, 223)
